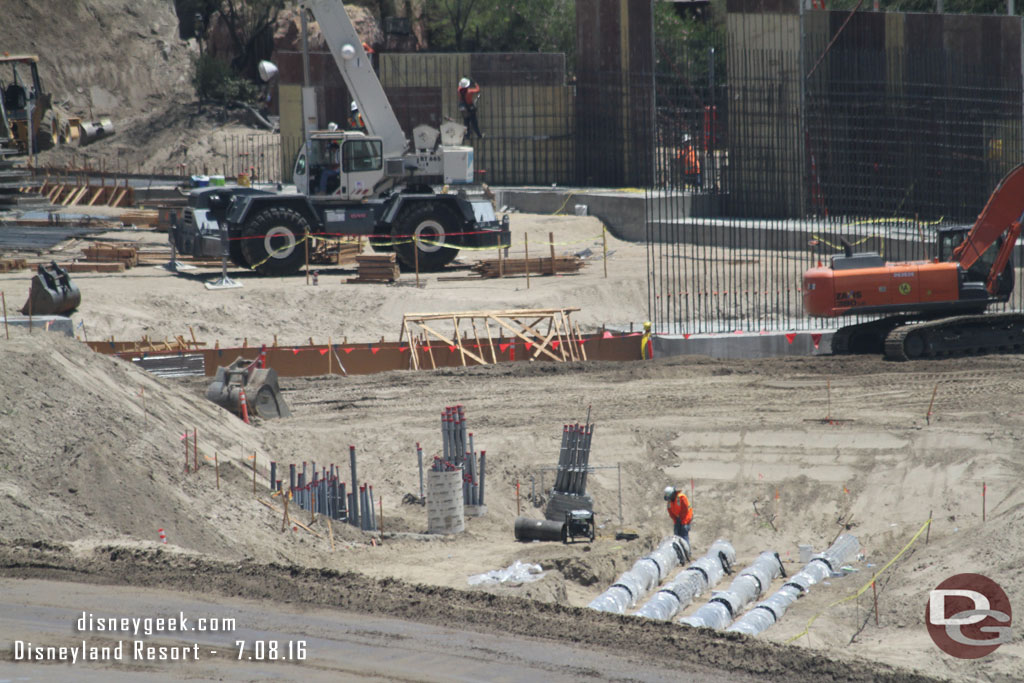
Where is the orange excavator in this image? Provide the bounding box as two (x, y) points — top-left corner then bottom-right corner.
(803, 164), (1024, 360)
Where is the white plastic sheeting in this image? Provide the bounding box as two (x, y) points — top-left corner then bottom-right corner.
(468, 560), (545, 585)
(679, 551), (784, 629)
(588, 536), (690, 614)
(633, 539), (736, 621)
(727, 534), (860, 636)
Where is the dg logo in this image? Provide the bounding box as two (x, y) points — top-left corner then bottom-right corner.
(926, 573), (1012, 658)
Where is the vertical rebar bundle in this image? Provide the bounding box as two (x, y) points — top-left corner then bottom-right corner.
(726, 534), (860, 637)
(276, 450), (380, 532)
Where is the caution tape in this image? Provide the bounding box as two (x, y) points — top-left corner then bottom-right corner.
(786, 517), (932, 644)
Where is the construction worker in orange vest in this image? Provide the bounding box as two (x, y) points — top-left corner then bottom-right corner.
(664, 485), (693, 543)
(676, 134), (701, 189)
(458, 77), (483, 140)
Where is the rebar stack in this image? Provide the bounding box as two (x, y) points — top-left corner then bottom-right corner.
(544, 421), (595, 521)
(438, 405), (485, 507)
(270, 449), (377, 531)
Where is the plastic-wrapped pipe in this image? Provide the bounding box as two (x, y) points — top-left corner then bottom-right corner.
(680, 550), (783, 629)
(634, 539), (735, 620)
(588, 537), (689, 614)
(727, 534), (859, 636)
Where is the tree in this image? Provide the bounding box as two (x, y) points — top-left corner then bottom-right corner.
(424, 0), (575, 56)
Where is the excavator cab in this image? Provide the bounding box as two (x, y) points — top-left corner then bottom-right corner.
(938, 226), (1014, 301)
(0, 55), (55, 154)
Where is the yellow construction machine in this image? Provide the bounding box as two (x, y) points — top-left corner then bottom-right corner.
(0, 53), (81, 154)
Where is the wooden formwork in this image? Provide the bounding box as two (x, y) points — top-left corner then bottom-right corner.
(400, 308), (587, 370)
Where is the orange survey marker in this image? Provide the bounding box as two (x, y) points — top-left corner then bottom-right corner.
(239, 387), (250, 424)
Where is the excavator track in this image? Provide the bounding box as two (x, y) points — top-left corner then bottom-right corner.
(883, 312), (1024, 361)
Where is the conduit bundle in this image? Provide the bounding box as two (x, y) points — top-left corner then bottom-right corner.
(726, 533), (860, 636)
(633, 539), (736, 621)
(587, 536), (690, 614)
(679, 551), (784, 629)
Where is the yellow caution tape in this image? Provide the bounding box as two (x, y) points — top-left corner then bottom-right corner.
(786, 517), (932, 644)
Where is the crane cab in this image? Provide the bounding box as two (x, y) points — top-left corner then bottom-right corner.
(293, 131), (384, 199)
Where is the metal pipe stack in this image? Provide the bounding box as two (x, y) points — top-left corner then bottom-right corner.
(271, 450), (380, 531)
(440, 405), (486, 507)
(553, 423), (594, 496)
(544, 421), (595, 521)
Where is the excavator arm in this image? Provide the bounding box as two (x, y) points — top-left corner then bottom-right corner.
(952, 163), (1024, 275)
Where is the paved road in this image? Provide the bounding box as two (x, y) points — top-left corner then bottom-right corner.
(0, 578), (746, 683)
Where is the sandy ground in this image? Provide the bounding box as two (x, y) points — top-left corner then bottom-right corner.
(1, 212), (1022, 682)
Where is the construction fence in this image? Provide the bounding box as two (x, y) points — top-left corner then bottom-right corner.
(645, 10), (1024, 334)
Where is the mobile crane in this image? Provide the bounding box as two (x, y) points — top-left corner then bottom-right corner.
(803, 164), (1024, 360)
(173, 0), (509, 275)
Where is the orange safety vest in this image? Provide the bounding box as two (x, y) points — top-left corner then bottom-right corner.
(668, 491), (693, 525)
(459, 83), (480, 108)
(677, 146), (700, 174)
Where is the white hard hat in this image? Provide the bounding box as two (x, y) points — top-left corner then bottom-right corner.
(459, 77), (471, 89)
(350, 101), (359, 112)
(327, 122), (339, 132)
(682, 134), (691, 143)
(663, 485), (676, 501)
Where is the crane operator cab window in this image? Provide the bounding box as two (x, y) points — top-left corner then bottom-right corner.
(308, 137), (382, 197)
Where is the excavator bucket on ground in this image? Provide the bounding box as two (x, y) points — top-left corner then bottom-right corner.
(21, 261), (81, 315)
(206, 357), (291, 420)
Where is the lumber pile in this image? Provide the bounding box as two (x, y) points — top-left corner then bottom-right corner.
(0, 258), (28, 273)
(347, 253), (399, 283)
(83, 243), (138, 268)
(314, 238), (362, 265)
(116, 209), (160, 227)
(471, 256), (585, 278)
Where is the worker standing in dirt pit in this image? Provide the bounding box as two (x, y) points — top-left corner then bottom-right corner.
(458, 77), (483, 140)
(664, 485), (693, 543)
(641, 320), (653, 360)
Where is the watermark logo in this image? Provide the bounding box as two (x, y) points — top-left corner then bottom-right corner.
(926, 573), (1012, 659)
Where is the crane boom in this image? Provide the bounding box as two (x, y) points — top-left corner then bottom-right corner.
(300, 0), (408, 158)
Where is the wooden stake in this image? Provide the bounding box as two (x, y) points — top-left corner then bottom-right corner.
(193, 428), (198, 472)
(1, 291), (8, 340)
(549, 231), (556, 275)
(215, 452), (220, 489)
(282, 493), (289, 532)
(602, 225), (608, 278)
(252, 452), (257, 494)
(183, 431), (189, 473)
(926, 383), (938, 425)
(326, 516), (335, 550)
(872, 580), (879, 627)
(925, 509), (931, 544)
(524, 234), (530, 289)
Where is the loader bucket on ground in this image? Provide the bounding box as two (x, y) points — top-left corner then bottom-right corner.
(205, 358), (290, 420)
(246, 367), (291, 418)
(21, 262), (81, 315)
